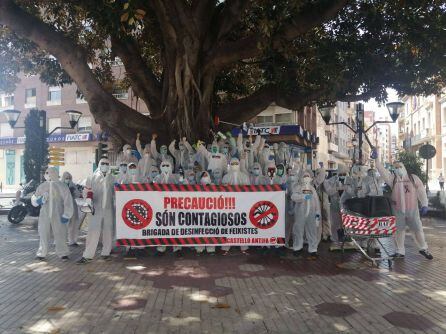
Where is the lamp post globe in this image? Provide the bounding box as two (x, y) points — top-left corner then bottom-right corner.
(66, 110), (83, 129)
(2, 109), (21, 128)
(318, 105), (335, 125)
(386, 102), (404, 122)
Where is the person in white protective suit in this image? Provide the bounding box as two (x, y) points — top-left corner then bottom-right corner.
(264, 163), (286, 185)
(375, 158), (433, 259)
(358, 168), (383, 197)
(195, 171), (216, 255)
(276, 142), (291, 166)
(185, 170), (197, 185)
(120, 162), (141, 184)
(116, 162), (128, 184)
(323, 165), (348, 243)
(153, 160), (183, 255)
(117, 143), (138, 165)
(136, 133), (156, 178)
(62, 171), (82, 246)
(291, 170), (321, 258)
(146, 165), (160, 183)
(259, 142), (275, 174)
(284, 167), (300, 247)
(313, 167), (331, 242)
(169, 137), (192, 172)
(221, 158), (250, 254)
(249, 162), (269, 185)
(77, 158), (115, 264)
(197, 141), (228, 177)
(32, 167), (74, 261)
(151, 133), (174, 166)
(237, 133), (261, 172)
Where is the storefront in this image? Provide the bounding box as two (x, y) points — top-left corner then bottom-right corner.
(0, 133), (97, 191)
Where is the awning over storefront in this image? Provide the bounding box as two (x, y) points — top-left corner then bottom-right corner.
(0, 133), (94, 146)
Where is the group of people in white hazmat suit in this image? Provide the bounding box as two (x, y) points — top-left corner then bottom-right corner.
(31, 131), (433, 262)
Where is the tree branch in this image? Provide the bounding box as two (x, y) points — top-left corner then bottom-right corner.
(206, 0), (349, 70)
(110, 35), (162, 115)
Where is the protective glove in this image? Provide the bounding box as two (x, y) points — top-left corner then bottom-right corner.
(61, 216), (70, 224)
(280, 184), (287, 191)
(420, 206), (428, 216)
(304, 194), (312, 200)
(114, 182), (120, 187)
(36, 196), (45, 206)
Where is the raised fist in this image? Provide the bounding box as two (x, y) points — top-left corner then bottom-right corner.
(152, 133), (158, 140)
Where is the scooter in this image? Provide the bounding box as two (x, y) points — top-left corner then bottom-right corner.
(8, 180), (40, 224)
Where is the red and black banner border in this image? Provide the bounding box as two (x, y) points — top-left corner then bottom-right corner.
(117, 237), (286, 246)
(115, 183), (283, 192)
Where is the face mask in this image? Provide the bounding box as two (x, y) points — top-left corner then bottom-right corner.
(160, 165), (170, 174)
(151, 171), (159, 178)
(277, 168), (284, 177)
(44, 173), (50, 181)
(211, 146), (219, 154)
(290, 174), (297, 181)
(222, 147), (229, 154)
(129, 169), (137, 176)
(188, 175), (196, 182)
(126, 149), (132, 156)
(64, 179), (71, 185)
(303, 176), (311, 184)
(368, 171), (376, 178)
(100, 165), (110, 173)
(160, 146), (168, 155)
(201, 177), (211, 185)
(395, 168), (405, 177)
(230, 163), (239, 171)
(253, 169), (260, 176)
(119, 166), (127, 173)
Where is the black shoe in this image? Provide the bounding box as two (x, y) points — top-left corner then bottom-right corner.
(101, 255), (112, 261)
(69, 243), (79, 247)
(37, 256), (46, 261)
(154, 251), (165, 257)
(61, 256), (69, 261)
(391, 253), (405, 259)
(76, 257), (92, 264)
(293, 249), (303, 257)
(321, 236), (332, 243)
(374, 248), (381, 255)
(175, 250), (183, 257)
(419, 250), (433, 260)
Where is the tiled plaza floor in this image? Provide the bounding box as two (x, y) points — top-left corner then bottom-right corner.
(0, 215), (445, 333)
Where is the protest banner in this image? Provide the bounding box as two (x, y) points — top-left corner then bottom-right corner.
(115, 184), (285, 247)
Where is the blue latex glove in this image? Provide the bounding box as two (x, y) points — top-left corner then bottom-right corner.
(36, 196), (44, 206)
(114, 182), (120, 187)
(420, 206), (428, 216)
(304, 194), (312, 200)
(280, 184), (287, 191)
(61, 216), (70, 224)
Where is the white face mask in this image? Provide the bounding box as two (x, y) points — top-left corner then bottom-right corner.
(201, 177), (211, 185)
(44, 173), (50, 181)
(160, 165), (170, 174)
(129, 169), (137, 176)
(188, 175), (196, 182)
(303, 176), (312, 184)
(64, 179), (71, 185)
(230, 163), (239, 172)
(395, 168), (406, 177)
(290, 174), (297, 181)
(100, 165), (110, 173)
(252, 168), (261, 176)
(119, 166), (127, 173)
(151, 171), (159, 178)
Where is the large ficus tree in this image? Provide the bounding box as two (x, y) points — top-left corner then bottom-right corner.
(1, 0), (446, 146)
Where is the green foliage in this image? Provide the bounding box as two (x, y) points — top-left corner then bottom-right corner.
(398, 151), (427, 184)
(23, 110), (48, 183)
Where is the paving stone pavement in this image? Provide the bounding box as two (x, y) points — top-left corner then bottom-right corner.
(0, 215), (445, 334)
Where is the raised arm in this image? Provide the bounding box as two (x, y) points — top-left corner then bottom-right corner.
(136, 133), (143, 156)
(168, 140), (177, 157)
(150, 134), (160, 160)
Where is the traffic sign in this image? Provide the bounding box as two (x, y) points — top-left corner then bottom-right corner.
(48, 146), (65, 166)
(419, 144), (436, 160)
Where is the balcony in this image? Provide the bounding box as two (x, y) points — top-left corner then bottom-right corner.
(328, 142), (338, 153)
(411, 129), (432, 146)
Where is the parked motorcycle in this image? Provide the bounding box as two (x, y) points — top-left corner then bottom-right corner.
(8, 180), (40, 224)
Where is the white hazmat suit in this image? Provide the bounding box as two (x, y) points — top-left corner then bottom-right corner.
(62, 171), (82, 246)
(32, 167), (74, 259)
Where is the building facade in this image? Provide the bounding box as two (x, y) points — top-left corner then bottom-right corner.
(0, 63), (149, 190)
(398, 94), (445, 180)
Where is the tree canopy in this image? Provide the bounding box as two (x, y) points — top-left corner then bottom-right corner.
(1, 0), (446, 145)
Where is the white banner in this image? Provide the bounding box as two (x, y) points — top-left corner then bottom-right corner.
(115, 185), (285, 246)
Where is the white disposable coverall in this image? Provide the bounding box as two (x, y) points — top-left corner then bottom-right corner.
(82, 159), (116, 259)
(376, 160), (429, 255)
(62, 171), (81, 245)
(169, 140), (191, 171)
(291, 177), (321, 253)
(32, 168), (74, 258)
(136, 138), (157, 177)
(221, 158), (250, 252)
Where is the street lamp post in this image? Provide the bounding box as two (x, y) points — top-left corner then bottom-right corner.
(1, 109), (83, 181)
(319, 102), (404, 164)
